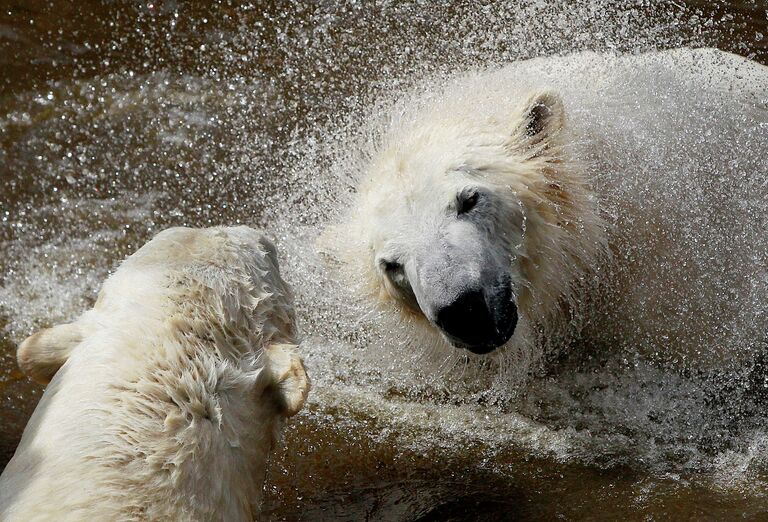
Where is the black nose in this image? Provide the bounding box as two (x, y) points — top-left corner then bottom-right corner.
(434, 288), (518, 354)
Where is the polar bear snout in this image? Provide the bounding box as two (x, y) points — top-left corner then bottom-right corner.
(433, 284), (518, 354)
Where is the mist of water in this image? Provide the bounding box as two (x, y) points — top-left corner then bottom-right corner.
(2, 1), (768, 518)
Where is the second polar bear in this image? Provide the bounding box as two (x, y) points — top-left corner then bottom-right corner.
(324, 49), (768, 374)
(0, 226), (309, 521)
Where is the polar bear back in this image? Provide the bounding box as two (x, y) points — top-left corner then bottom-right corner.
(0, 226), (308, 521)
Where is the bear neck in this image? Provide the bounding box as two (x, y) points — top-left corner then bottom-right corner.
(515, 162), (609, 337)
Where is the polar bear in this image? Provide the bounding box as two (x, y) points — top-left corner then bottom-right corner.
(325, 49), (768, 374)
(0, 226), (310, 521)
(327, 90), (604, 356)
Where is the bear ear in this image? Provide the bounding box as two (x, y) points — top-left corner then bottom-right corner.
(257, 344), (310, 417)
(17, 321), (83, 385)
(513, 90), (565, 153)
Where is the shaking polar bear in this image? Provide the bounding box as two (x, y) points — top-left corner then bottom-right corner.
(0, 226), (309, 521)
(327, 48), (768, 374)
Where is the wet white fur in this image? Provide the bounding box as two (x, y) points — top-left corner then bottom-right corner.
(326, 48), (768, 379)
(325, 89), (606, 375)
(0, 226), (309, 521)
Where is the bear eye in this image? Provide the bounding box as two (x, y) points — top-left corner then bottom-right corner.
(378, 258), (419, 312)
(380, 259), (404, 275)
(457, 190), (480, 215)
(380, 258), (409, 288)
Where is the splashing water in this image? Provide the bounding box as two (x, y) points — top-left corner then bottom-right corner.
(2, 1), (768, 519)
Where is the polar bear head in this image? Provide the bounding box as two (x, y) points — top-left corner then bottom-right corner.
(11, 227), (310, 518)
(328, 91), (606, 355)
(18, 226), (304, 401)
